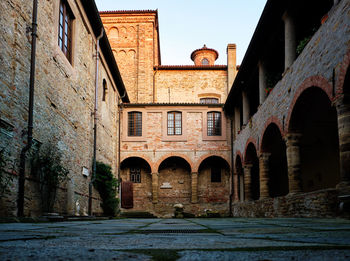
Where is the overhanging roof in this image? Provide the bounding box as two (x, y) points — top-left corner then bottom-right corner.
(81, 0), (130, 103)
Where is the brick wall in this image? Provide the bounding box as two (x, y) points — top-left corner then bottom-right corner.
(0, 0), (121, 217)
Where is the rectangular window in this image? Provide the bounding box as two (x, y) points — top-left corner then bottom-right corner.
(58, 0), (73, 62)
(128, 112), (142, 136)
(130, 168), (141, 183)
(207, 112), (221, 136)
(167, 111), (182, 135)
(211, 167), (221, 182)
(200, 98), (219, 104)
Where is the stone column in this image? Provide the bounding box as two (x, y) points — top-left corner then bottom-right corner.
(151, 172), (159, 203)
(258, 60), (267, 104)
(259, 153), (271, 199)
(285, 133), (302, 194)
(243, 164), (253, 201)
(191, 172), (198, 203)
(335, 95), (350, 187)
(234, 106), (241, 136)
(234, 173), (239, 201)
(334, 0), (339, 5)
(242, 91), (250, 125)
(285, 133), (303, 194)
(282, 11), (296, 69)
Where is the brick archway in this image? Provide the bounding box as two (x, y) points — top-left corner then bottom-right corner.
(243, 138), (258, 163)
(259, 116), (284, 152)
(155, 154), (193, 173)
(194, 154), (231, 173)
(285, 75), (333, 131)
(235, 151), (243, 167)
(120, 155), (154, 173)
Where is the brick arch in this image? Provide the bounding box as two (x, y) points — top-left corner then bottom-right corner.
(120, 155), (155, 173)
(155, 154), (193, 173)
(235, 151), (243, 168)
(259, 116), (284, 152)
(108, 26), (119, 36)
(193, 154), (231, 173)
(336, 48), (350, 95)
(243, 137), (258, 163)
(285, 75), (333, 131)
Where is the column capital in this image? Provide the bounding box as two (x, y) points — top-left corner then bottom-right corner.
(243, 163), (253, 170)
(259, 152), (271, 161)
(282, 10), (294, 22)
(285, 132), (303, 145)
(151, 172), (159, 176)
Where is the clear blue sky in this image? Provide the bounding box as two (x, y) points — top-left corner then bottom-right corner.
(95, 0), (267, 65)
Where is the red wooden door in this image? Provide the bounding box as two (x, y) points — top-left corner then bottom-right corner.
(121, 181), (133, 209)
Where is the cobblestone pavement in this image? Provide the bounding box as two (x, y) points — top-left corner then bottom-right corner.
(0, 218), (350, 260)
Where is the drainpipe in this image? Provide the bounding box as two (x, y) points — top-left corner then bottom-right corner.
(229, 118), (234, 217)
(117, 93), (125, 210)
(18, 0), (38, 217)
(88, 28), (104, 216)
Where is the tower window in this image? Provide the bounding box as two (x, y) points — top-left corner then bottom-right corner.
(207, 111), (221, 136)
(58, 0), (73, 62)
(128, 112), (142, 136)
(201, 58), (209, 65)
(200, 98), (219, 104)
(167, 111), (182, 135)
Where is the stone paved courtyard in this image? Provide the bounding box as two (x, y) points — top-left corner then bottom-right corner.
(0, 218), (350, 260)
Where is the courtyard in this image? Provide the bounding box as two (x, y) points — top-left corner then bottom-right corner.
(0, 218), (349, 260)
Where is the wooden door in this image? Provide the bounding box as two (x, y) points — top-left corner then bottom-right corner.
(121, 181), (133, 209)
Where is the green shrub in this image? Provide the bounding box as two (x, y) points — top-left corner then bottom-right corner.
(93, 161), (119, 216)
(31, 143), (68, 213)
(0, 148), (14, 197)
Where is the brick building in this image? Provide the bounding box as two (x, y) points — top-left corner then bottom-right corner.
(224, 0), (350, 217)
(100, 11), (238, 217)
(0, 0), (128, 217)
(1, 0), (349, 219)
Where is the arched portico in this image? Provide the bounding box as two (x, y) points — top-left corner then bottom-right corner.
(288, 86), (340, 192)
(244, 142), (260, 201)
(196, 156), (230, 204)
(260, 123), (289, 198)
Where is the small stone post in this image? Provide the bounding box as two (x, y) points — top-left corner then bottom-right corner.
(243, 164), (253, 201)
(259, 153), (271, 199)
(151, 172), (159, 203)
(191, 172), (198, 203)
(335, 95), (350, 187)
(285, 133), (303, 194)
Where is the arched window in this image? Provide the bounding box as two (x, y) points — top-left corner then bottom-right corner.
(167, 111), (182, 135)
(201, 58), (209, 65)
(128, 111), (142, 136)
(102, 79), (107, 101)
(207, 111), (221, 136)
(200, 98), (219, 104)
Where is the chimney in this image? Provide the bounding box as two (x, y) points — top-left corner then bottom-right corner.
(227, 44), (237, 94)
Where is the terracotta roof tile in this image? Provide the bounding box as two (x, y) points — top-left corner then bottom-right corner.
(154, 65), (227, 70)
